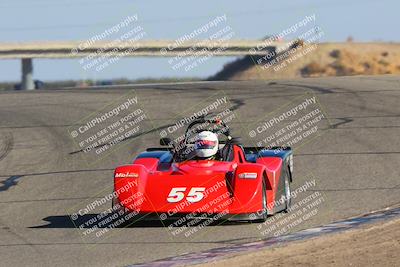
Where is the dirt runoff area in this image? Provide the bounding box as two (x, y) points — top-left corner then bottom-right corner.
(197, 218), (400, 267)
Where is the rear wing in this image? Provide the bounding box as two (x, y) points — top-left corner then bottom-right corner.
(146, 146), (292, 155)
(243, 146), (292, 158)
(146, 147), (170, 152)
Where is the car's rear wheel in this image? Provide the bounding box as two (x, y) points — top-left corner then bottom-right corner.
(255, 173), (268, 222)
(283, 167), (291, 212)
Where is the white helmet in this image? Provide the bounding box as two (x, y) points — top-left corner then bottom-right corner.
(194, 131), (219, 159)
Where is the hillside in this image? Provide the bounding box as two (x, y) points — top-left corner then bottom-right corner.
(210, 43), (400, 80)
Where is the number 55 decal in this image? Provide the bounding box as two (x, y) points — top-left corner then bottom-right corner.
(167, 187), (206, 203)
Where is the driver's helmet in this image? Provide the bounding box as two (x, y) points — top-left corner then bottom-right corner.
(194, 131), (219, 159)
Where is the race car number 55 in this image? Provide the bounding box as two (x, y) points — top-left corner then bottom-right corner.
(167, 187), (206, 203)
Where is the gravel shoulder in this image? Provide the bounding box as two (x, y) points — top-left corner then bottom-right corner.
(198, 217), (400, 267)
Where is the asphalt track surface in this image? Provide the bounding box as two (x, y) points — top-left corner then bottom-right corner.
(0, 75), (399, 266)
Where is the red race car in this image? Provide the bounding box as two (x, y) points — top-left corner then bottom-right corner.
(112, 116), (293, 223)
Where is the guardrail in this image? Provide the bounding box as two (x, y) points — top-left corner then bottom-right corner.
(0, 40), (289, 59)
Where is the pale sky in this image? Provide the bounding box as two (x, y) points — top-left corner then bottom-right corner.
(0, 0), (397, 82)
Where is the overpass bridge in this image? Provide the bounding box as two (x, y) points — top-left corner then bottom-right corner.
(0, 40), (290, 90)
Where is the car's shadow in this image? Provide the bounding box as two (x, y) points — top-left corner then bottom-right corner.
(30, 214), (249, 228)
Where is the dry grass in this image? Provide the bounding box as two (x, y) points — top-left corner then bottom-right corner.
(211, 43), (400, 80)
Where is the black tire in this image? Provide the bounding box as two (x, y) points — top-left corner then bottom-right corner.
(250, 174), (268, 223)
(253, 173), (268, 222)
(283, 167), (291, 212)
(261, 175), (268, 220)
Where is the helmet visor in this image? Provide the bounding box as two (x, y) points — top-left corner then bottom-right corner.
(195, 139), (217, 150)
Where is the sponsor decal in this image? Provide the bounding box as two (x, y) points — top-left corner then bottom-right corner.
(115, 172), (139, 178)
(238, 172), (258, 179)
